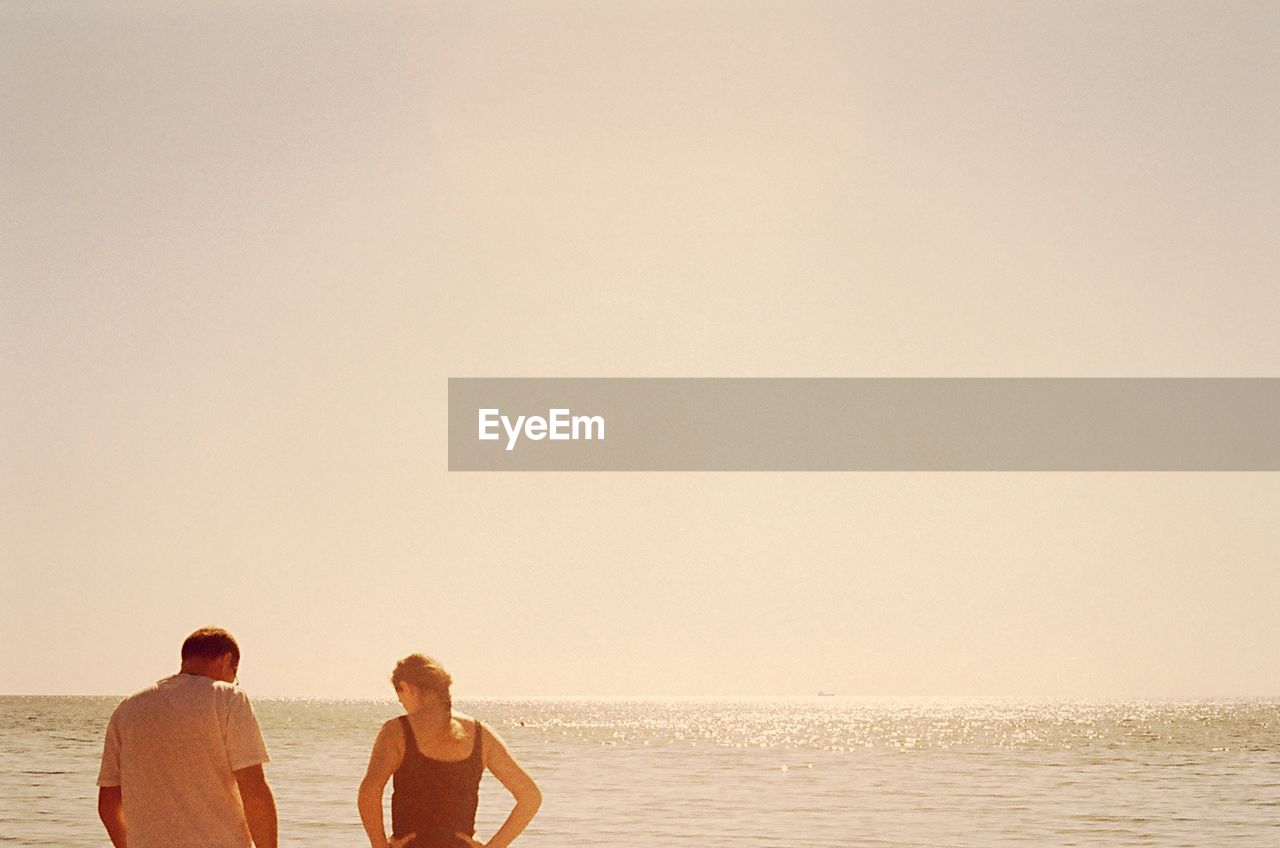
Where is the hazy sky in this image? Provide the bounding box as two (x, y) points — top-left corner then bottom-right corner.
(3, 2), (1278, 698)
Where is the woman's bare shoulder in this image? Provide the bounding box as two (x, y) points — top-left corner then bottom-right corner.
(468, 717), (509, 749)
(377, 716), (406, 741)
(450, 711), (479, 738)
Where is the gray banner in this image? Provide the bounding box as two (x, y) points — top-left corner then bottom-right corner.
(447, 378), (1280, 471)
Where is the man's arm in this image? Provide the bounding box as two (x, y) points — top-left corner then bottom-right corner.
(98, 710), (126, 847)
(234, 764), (278, 848)
(98, 785), (127, 848)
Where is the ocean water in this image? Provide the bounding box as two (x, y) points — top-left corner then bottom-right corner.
(2, 696), (1277, 847)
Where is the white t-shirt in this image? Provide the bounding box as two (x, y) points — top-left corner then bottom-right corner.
(98, 673), (271, 848)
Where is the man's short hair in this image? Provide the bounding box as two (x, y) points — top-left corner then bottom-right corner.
(181, 627), (240, 663)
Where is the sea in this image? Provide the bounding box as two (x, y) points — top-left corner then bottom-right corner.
(2, 696), (1277, 847)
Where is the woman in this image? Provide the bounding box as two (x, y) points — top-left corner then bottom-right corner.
(358, 655), (541, 848)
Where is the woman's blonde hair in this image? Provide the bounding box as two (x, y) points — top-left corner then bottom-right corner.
(391, 654), (453, 709)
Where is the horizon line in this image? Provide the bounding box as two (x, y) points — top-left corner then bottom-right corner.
(5, 691), (1279, 701)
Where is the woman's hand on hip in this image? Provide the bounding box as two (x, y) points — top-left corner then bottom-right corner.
(455, 832), (486, 848)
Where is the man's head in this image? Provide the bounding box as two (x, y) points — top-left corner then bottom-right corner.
(180, 627), (240, 683)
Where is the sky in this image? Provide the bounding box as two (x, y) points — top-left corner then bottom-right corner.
(2, 1), (1278, 698)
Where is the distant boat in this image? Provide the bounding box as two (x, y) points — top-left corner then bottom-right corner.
(817, 690), (835, 697)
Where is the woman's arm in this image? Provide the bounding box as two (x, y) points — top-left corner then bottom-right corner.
(357, 721), (413, 848)
(458, 723), (542, 848)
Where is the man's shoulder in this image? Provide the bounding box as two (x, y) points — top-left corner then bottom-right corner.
(193, 678), (258, 715)
(115, 675), (250, 713)
(208, 678), (245, 696)
(112, 677), (168, 710)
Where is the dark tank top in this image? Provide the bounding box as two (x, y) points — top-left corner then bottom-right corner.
(391, 715), (485, 848)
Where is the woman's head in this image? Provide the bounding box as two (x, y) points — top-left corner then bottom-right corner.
(391, 654), (452, 712)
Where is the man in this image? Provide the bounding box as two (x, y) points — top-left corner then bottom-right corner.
(97, 627), (278, 848)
